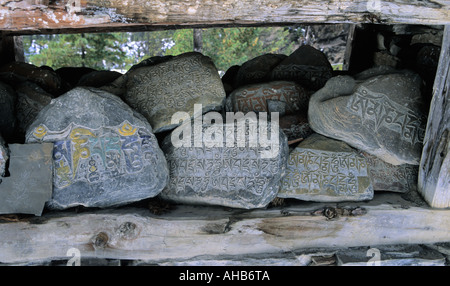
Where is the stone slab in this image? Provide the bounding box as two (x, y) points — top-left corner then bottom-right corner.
(160, 114), (289, 209)
(278, 133), (374, 202)
(0, 143), (53, 216)
(308, 69), (427, 165)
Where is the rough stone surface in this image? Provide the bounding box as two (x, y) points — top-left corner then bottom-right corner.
(361, 151), (418, 193)
(25, 87), (169, 210)
(160, 113), (289, 209)
(0, 62), (67, 96)
(0, 134), (7, 178)
(15, 81), (53, 138)
(225, 81), (309, 114)
(0, 143), (53, 216)
(270, 45), (333, 91)
(278, 133), (374, 202)
(77, 70), (122, 88)
(308, 69), (427, 165)
(235, 54), (287, 87)
(0, 81), (16, 141)
(124, 52), (226, 133)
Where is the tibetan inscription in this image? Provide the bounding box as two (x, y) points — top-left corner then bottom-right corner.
(125, 52), (226, 133)
(30, 122), (168, 209)
(160, 120), (289, 209)
(225, 81), (309, 114)
(278, 134), (373, 202)
(362, 152), (418, 193)
(308, 70), (426, 165)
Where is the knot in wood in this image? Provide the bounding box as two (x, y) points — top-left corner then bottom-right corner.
(93, 232), (109, 249)
(117, 222), (137, 239)
(323, 207), (338, 219)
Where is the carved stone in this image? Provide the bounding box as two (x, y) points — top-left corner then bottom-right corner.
(124, 52), (226, 133)
(278, 133), (374, 202)
(235, 54), (287, 87)
(361, 151), (418, 193)
(308, 68), (427, 165)
(0, 81), (16, 141)
(160, 113), (289, 209)
(270, 45), (333, 91)
(25, 87), (169, 210)
(15, 81), (52, 138)
(225, 81), (309, 114)
(0, 143), (53, 216)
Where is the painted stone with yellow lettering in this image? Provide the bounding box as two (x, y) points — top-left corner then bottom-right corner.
(25, 87), (169, 210)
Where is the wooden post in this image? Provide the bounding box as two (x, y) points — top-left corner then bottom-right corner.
(418, 25), (450, 209)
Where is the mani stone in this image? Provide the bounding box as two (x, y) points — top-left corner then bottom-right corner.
(225, 81), (309, 114)
(270, 45), (333, 91)
(15, 81), (53, 138)
(25, 87), (169, 210)
(278, 133), (374, 202)
(124, 52), (226, 133)
(308, 69), (426, 165)
(160, 113), (289, 209)
(235, 54), (287, 87)
(0, 143), (53, 216)
(77, 70), (122, 88)
(361, 151), (418, 193)
(0, 81), (16, 141)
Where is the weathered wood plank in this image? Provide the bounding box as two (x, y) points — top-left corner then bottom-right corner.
(0, 193), (449, 264)
(418, 25), (450, 209)
(0, 0), (449, 35)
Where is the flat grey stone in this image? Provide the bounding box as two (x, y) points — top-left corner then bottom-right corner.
(25, 87), (169, 210)
(160, 113), (289, 209)
(278, 133), (374, 202)
(361, 151), (418, 193)
(308, 69), (427, 165)
(0, 143), (53, 216)
(124, 52), (226, 133)
(336, 245), (446, 266)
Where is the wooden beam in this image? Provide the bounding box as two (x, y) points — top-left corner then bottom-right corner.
(0, 193), (449, 264)
(418, 25), (450, 209)
(0, 1), (449, 35)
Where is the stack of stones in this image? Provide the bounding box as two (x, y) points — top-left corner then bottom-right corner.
(0, 44), (428, 214)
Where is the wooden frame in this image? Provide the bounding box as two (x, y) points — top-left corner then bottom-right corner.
(0, 1), (449, 265)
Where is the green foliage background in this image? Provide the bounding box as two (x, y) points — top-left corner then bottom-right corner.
(23, 27), (304, 73)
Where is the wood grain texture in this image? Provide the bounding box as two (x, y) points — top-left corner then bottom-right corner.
(0, 0), (449, 35)
(418, 25), (450, 208)
(0, 193), (449, 264)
